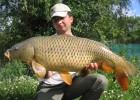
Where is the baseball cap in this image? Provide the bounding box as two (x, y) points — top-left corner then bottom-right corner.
(50, 3), (71, 18)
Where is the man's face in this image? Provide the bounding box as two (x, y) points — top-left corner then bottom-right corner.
(52, 14), (73, 33)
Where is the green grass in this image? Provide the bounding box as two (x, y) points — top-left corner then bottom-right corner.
(100, 72), (140, 100)
(0, 60), (37, 100)
(0, 75), (38, 100)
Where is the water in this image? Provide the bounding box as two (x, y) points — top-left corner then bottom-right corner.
(110, 44), (140, 57)
(110, 43), (140, 67)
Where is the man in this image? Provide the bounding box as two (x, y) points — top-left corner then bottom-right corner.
(33, 3), (108, 100)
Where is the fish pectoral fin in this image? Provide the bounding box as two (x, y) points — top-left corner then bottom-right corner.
(96, 59), (113, 72)
(59, 72), (72, 85)
(31, 60), (46, 78)
(114, 67), (128, 91)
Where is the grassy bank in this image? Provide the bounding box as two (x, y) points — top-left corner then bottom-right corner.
(100, 72), (140, 100)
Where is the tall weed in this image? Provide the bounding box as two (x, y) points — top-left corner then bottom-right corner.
(0, 60), (33, 81)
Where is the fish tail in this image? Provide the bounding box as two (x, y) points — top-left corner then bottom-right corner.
(114, 66), (128, 91)
(113, 57), (138, 91)
(124, 61), (139, 75)
(100, 58), (129, 90)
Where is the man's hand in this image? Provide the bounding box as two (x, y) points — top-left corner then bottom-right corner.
(86, 63), (98, 70)
(80, 63), (98, 76)
(44, 71), (53, 78)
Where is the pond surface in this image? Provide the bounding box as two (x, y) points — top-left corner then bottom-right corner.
(110, 43), (140, 67)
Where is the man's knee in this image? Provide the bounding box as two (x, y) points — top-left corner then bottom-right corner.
(94, 74), (108, 90)
(79, 74), (108, 100)
(87, 74), (108, 90)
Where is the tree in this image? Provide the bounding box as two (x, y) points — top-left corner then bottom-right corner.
(0, 0), (134, 41)
(126, 16), (140, 43)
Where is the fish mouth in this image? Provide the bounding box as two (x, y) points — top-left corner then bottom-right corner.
(4, 51), (11, 60)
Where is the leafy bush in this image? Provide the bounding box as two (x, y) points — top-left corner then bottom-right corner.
(0, 60), (34, 81)
(0, 75), (38, 100)
(0, 60), (38, 100)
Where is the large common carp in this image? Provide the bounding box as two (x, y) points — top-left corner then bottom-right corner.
(4, 35), (138, 91)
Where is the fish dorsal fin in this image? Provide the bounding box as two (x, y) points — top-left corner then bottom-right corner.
(114, 67), (128, 91)
(59, 72), (72, 85)
(32, 60), (46, 78)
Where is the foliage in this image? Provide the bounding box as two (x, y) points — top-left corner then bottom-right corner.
(0, 33), (10, 61)
(0, 0), (138, 42)
(100, 72), (140, 100)
(0, 60), (34, 81)
(0, 75), (38, 100)
(126, 16), (140, 43)
(0, 60), (37, 100)
(0, 0), (56, 41)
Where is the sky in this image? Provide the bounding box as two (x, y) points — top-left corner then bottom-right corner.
(127, 0), (140, 16)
